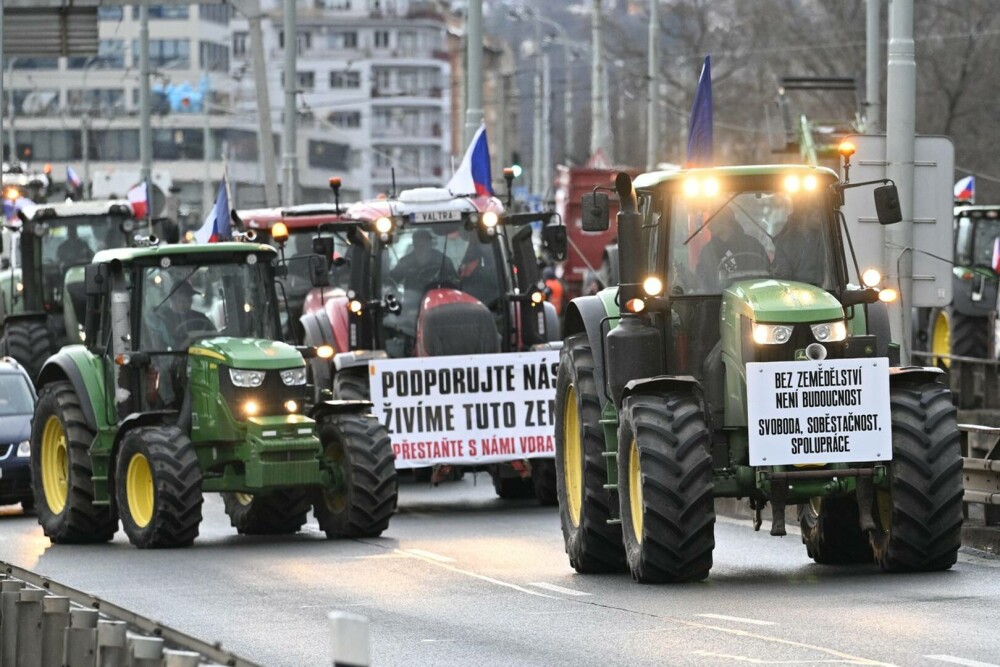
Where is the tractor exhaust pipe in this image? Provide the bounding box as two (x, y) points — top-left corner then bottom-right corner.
(615, 172), (643, 309)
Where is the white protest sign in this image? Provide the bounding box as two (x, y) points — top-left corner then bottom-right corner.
(746, 358), (892, 466)
(368, 350), (559, 469)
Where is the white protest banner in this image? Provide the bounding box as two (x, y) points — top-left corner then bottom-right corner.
(368, 350), (559, 469)
(746, 358), (892, 466)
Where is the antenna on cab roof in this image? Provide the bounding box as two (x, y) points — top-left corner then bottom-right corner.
(390, 167), (397, 199)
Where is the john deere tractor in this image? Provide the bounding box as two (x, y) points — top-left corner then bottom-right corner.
(555, 164), (964, 583)
(0, 200), (139, 381)
(30, 239), (396, 548)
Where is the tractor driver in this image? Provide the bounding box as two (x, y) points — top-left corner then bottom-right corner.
(771, 203), (828, 287)
(165, 281), (216, 348)
(695, 207), (770, 291)
(389, 229), (457, 298)
(57, 226), (95, 269)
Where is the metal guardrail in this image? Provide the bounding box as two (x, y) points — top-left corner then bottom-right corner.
(960, 424), (1000, 526)
(0, 561), (373, 667)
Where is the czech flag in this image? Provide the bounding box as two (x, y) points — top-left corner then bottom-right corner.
(447, 125), (493, 197)
(67, 166), (83, 190)
(127, 182), (149, 220)
(194, 177), (231, 243)
(954, 175), (975, 203)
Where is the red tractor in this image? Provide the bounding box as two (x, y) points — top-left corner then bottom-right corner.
(299, 180), (567, 501)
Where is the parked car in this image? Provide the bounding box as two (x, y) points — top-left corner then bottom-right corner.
(0, 357), (36, 511)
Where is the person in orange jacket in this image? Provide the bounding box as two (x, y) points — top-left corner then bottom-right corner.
(542, 266), (564, 315)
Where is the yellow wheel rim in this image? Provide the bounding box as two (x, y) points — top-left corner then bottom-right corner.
(931, 311), (951, 367)
(628, 438), (643, 543)
(40, 416), (69, 514)
(563, 385), (583, 527)
(235, 493), (254, 506)
(126, 453), (155, 528)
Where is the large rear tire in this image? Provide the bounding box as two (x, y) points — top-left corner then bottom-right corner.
(333, 368), (370, 401)
(31, 381), (117, 543)
(554, 334), (625, 573)
(617, 392), (715, 583)
(2, 320), (54, 383)
(491, 467), (533, 499)
(799, 496), (872, 565)
(222, 490), (311, 535)
(951, 311), (990, 358)
(871, 380), (963, 572)
(115, 426), (203, 549)
(314, 412), (397, 538)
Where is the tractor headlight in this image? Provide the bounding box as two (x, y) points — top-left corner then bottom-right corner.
(243, 400), (260, 416)
(229, 368), (265, 387)
(481, 211), (499, 228)
(810, 321), (847, 342)
(280, 368), (307, 386)
(752, 323), (794, 345)
(16, 441), (30, 458)
(374, 216), (393, 234)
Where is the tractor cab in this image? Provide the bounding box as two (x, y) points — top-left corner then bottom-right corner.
(0, 199), (138, 380)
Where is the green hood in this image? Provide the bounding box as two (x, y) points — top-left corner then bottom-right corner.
(725, 279), (843, 323)
(188, 338), (305, 370)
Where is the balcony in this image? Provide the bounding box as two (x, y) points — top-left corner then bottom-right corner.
(370, 124), (443, 140)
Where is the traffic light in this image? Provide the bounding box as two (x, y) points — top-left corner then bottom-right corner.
(510, 151), (523, 179)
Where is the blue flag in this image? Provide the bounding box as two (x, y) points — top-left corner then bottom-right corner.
(686, 56), (713, 168)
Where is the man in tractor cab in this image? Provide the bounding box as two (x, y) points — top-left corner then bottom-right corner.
(56, 226), (94, 270)
(166, 281), (216, 346)
(389, 229), (457, 297)
(695, 207), (770, 291)
(771, 203), (829, 287)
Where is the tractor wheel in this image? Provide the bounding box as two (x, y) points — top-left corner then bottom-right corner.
(950, 311), (990, 359)
(115, 426), (203, 549)
(491, 468), (533, 499)
(872, 380), (963, 572)
(929, 308), (951, 367)
(2, 320), (54, 383)
(798, 496), (872, 565)
(617, 392), (715, 583)
(333, 368), (370, 401)
(314, 412), (397, 538)
(554, 334), (625, 573)
(31, 382), (118, 543)
(531, 459), (558, 506)
(222, 490), (311, 535)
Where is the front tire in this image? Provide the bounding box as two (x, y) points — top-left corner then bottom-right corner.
(31, 382), (117, 543)
(617, 392), (715, 583)
(115, 426), (203, 549)
(2, 320), (54, 383)
(222, 490), (311, 535)
(554, 334), (625, 573)
(333, 368), (370, 401)
(871, 380), (963, 572)
(799, 496), (872, 565)
(314, 413), (397, 538)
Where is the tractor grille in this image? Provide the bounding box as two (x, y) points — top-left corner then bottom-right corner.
(219, 367), (307, 418)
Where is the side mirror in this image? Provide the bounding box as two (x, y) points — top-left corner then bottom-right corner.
(581, 193), (610, 232)
(874, 184), (902, 225)
(309, 255), (330, 287)
(85, 263), (109, 296)
(542, 225), (567, 261)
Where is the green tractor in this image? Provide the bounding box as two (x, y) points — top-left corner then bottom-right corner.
(30, 238), (396, 548)
(555, 164), (964, 583)
(0, 200), (140, 381)
(916, 205), (1000, 363)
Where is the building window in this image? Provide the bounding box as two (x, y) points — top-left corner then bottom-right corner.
(329, 111), (361, 128)
(5, 89), (59, 116)
(233, 32), (248, 58)
(67, 39), (126, 70)
(279, 31), (312, 54)
(373, 68), (391, 93)
(13, 130), (81, 161)
(67, 89), (126, 115)
(98, 6), (123, 20)
(12, 58), (58, 70)
(282, 71), (316, 90)
(199, 41), (229, 73)
(198, 4), (231, 23)
(374, 30), (390, 49)
(308, 140), (350, 170)
(329, 71), (360, 88)
(327, 32), (358, 49)
(131, 5), (190, 19)
(133, 40), (190, 69)
(153, 129), (204, 160)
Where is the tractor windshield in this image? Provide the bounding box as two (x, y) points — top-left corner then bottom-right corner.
(379, 222), (502, 357)
(668, 190), (839, 294)
(279, 230), (351, 294)
(139, 258), (280, 352)
(41, 216), (130, 270)
(956, 215), (1000, 269)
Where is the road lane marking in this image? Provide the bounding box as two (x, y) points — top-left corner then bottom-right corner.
(527, 582), (592, 596)
(692, 651), (874, 663)
(926, 656), (1000, 667)
(402, 549), (455, 563)
(395, 549), (555, 599)
(695, 613), (776, 626)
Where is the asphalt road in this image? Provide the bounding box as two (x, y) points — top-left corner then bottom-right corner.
(1, 476), (999, 667)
